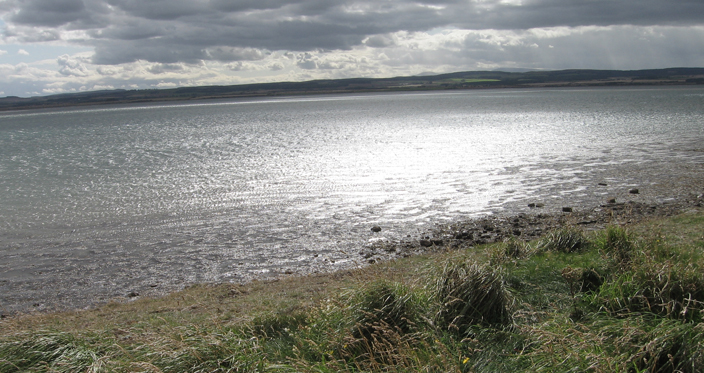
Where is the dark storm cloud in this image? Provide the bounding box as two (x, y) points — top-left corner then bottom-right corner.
(4, 0), (704, 65)
(457, 0), (704, 30)
(11, 0), (88, 26)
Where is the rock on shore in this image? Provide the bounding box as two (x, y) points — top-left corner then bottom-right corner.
(358, 193), (704, 263)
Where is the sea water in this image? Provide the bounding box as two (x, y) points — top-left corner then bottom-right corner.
(1, 86), (703, 312)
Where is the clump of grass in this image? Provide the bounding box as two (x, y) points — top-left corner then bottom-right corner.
(536, 227), (590, 254)
(339, 281), (425, 368)
(561, 267), (604, 297)
(588, 262), (704, 321)
(0, 332), (103, 373)
(490, 238), (531, 264)
(525, 316), (704, 373)
(144, 328), (268, 373)
(594, 225), (636, 269)
(435, 260), (513, 336)
(583, 225), (704, 321)
(632, 319), (704, 373)
(349, 281), (420, 341)
(251, 309), (308, 339)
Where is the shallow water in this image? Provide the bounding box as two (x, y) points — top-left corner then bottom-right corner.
(1, 86), (703, 313)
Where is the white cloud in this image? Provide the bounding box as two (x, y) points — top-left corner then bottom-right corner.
(57, 54), (90, 76)
(0, 0), (702, 97)
(18, 49), (29, 55)
(0, 50), (7, 56)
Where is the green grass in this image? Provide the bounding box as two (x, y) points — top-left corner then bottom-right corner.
(1, 209), (703, 372)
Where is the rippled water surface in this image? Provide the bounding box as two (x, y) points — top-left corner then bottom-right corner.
(1, 87), (703, 312)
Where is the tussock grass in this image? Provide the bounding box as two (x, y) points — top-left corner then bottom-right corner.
(0, 332), (103, 373)
(594, 225), (637, 269)
(490, 237), (531, 264)
(1, 209), (703, 372)
(434, 260), (514, 335)
(537, 227), (591, 254)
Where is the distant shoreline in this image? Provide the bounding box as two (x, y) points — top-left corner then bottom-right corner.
(2, 67), (703, 112)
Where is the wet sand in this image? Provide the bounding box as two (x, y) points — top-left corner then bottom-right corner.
(1, 154), (703, 317)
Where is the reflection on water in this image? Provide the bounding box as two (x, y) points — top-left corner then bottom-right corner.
(1, 87), (703, 312)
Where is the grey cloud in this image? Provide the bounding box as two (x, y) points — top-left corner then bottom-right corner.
(365, 34), (395, 48)
(11, 0), (87, 26)
(3, 0), (704, 67)
(450, 0), (704, 30)
(205, 47), (269, 62)
(269, 62), (285, 71)
(4, 25), (61, 42)
(297, 53), (317, 69)
(209, 0), (305, 12)
(105, 0), (208, 20)
(147, 62), (185, 74)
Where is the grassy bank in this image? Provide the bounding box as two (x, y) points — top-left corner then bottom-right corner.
(1, 209), (703, 372)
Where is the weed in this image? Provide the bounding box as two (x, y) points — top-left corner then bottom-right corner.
(435, 260), (513, 336)
(490, 237), (531, 264)
(594, 225), (636, 269)
(589, 262), (704, 321)
(0, 332), (103, 373)
(632, 320), (704, 373)
(537, 228), (590, 254)
(338, 281), (426, 368)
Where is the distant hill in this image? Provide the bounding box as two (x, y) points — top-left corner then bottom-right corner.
(2, 68), (703, 112)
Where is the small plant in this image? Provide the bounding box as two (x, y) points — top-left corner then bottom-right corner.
(349, 281), (419, 341)
(632, 320), (704, 373)
(594, 225), (636, 269)
(590, 263), (704, 322)
(251, 309), (308, 338)
(341, 281), (423, 368)
(435, 261), (513, 336)
(537, 227), (590, 253)
(490, 238), (531, 264)
(0, 332), (102, 373)
(561, 267), (604, 297)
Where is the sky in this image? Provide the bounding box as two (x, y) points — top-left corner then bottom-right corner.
(0, 0), (703, 97)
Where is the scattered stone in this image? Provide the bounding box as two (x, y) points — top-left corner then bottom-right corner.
(629, 188), (640, 194)
(512, 229), (522, 236)
(528, 203), (536, 208)
(284, 270), (294, 275)
(127, 291), (139, 298)
(562, 207), (573, 213)
(535, 203), (545, 208)
(432, 239), (444, 246)
(371, 226), (382, 232)
(607, 198), (616, 204)
(419, 239), (433, 247)
(598, 183), (608, 186)
(150, 284), (158, 288)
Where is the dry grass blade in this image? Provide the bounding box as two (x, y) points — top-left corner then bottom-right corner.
(435, 261), (513, 335)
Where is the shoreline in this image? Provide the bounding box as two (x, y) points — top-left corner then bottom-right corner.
(358, 190), (704, 265)
(2, 188), (702, 320)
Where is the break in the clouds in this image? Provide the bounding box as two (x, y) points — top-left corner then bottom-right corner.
(1, 0), (704, 96)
